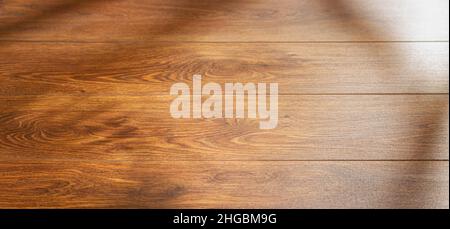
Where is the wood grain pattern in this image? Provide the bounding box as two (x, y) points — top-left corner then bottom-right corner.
(0, 0), (448, 42)
(0, 0), (448, 208)
(0, 161), (447, 208)
(0, 42), (448, 95)
(0, 95), (447, 161)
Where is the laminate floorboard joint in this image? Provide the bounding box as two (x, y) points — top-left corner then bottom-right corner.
(0, 39), (448, 44)
(0, 160), (448, 163)
(1, 93), (448, 98)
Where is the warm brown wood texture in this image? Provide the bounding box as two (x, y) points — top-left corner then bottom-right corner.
(0, 95), (448, 161)
(0, 42), (448, 95)
(0, 161), (447, 208)
(0, 0), (448, 42)
(0, 0), (448, 208)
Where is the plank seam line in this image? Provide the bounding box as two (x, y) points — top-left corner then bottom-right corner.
(0, 160), (448, 163)
(0, 39), (448, 44)
(0, 93), (448, 98)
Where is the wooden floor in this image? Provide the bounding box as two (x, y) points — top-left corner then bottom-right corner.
(0, 0), (448, 208)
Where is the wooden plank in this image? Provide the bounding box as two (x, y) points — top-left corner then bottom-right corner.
(0, 0), (448, 42)
(0, 0), (448, 210)
(0, 95), (447, 160)
(0, 42), (448, 95)
(0, 161), (447, 208)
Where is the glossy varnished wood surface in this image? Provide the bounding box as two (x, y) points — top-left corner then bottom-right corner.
(0, 42), (448, 95)
(0, 95), (448, 161)
(0, 0), (448, 42)
(0, 0), (448, 208)
(0, 161), (448, 208)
